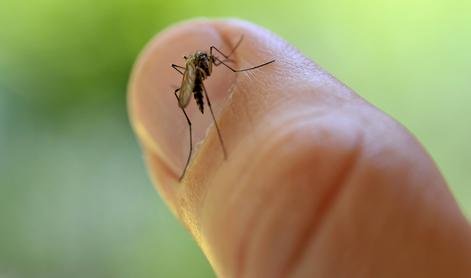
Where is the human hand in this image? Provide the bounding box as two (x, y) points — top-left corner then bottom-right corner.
(128, 19), (471, 277)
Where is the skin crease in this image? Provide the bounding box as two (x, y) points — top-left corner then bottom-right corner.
(128, 19), (471, 277)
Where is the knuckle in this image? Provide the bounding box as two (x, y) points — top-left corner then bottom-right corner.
(228, 115), (362, 276)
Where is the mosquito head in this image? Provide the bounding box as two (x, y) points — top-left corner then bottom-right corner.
(194, 50), (212, 76)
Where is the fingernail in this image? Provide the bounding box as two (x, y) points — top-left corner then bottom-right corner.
(128, 20), (236, 181)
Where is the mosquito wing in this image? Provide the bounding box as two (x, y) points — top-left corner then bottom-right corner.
(178, 63), (197, 108)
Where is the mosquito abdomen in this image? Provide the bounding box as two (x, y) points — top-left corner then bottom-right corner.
(194, 77), (204, 114)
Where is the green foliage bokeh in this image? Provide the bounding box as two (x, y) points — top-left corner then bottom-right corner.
(1, 0), (470, 277)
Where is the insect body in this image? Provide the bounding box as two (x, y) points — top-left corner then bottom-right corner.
(171, 36), (275, 181)
(178, 51), (212, 113)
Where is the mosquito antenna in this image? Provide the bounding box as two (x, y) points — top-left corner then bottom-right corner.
(213, 56), (275, 72)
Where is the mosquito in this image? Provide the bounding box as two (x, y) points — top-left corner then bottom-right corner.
(171, 35), (275, 181)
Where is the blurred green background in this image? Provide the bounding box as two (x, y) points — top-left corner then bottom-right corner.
(1, 0), (470, 277)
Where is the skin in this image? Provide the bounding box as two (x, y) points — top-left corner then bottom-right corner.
(128, 19), (471, 277)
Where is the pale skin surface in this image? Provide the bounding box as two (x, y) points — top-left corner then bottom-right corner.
(128, 19), (471, 277)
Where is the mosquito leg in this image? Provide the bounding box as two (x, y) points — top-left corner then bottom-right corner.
(226, 35), (244, 58)
(171, 64), (185, 75)
(210, 35), (244, 59)
(211, 35), (243, 65)
(174, 89), (192, 181)
(201, 83), (227, 159)
(214, 58), (236, 66)
(212, 56), (275, 72)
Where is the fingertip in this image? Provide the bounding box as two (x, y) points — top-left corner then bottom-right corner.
(128, 18), (302, 188)
(128, 19), (236, 184)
